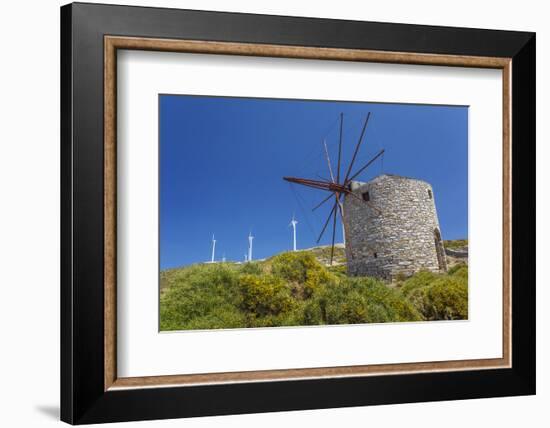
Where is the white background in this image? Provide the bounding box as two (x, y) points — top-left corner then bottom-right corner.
(118, 51), (503, 377)
(0, 0), (546, 427)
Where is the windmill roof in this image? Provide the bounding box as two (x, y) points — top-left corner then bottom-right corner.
(352, 173), (432, 187)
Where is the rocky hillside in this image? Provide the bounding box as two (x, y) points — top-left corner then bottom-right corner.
(443, 239), (468, 269)
(295, 243), (346, 266)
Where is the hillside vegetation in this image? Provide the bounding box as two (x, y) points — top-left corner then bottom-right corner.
(443, 239), (468, 250)
(160, 247), (468, 331)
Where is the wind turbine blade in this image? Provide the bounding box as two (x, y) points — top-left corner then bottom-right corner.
(330, 200), (338, 265)
(312, 193), (333, 212)
(336, 193), (353, 260)
(335, 193), (345, 220)
(344, 112), (371, 183)
(346, 149), (385, 183)
(336, 113), (343, 184)
(317, 200), (337, 244)
(323, 139), (336, 183)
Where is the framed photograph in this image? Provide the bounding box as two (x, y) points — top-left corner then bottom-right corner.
(61, 2), (535, 424)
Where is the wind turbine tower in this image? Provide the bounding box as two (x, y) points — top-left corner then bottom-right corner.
(289, 214), (298, 251)
(340, 206), (346, 246)
(210, 234), (216, 263)
(248, 232), (254, 262)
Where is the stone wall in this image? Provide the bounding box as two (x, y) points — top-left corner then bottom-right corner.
(445, 247), (468, 259)
(343, 174), (447, 280)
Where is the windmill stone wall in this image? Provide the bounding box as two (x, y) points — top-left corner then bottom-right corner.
(343, 174), (447, 280)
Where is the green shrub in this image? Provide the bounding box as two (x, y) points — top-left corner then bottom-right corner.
(448, 263), (468, 280)
(393, 272), (407, 284)
(270, 251), (317, 282)
(238, 273), (294, 317)
(399, 270), (439, 295)
(180, 309), (246, 330)
(240, 261), (264, 275)
(160, 264), (243, 331)
(304, 277), (423, 325)
(401, 269), (468, 321)
(270, 251), (334, 297)
(245, 301), (308, 328)
(327, 264), (348, 275)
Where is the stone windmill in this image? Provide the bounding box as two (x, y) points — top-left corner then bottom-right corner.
(283, 112), (447, 281)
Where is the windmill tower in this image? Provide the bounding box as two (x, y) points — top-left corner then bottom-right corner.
(344, 175), (447, 280)
(210, 234), (216, 263)
(289, 214), (298, 251)
(248, 232), (254, 262)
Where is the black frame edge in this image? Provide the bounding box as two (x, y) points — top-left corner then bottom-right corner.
(510, 33), (536, 393)
(71, 1), (534, 57)
(60, 3), (74, 425)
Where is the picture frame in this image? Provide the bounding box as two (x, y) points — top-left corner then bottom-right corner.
(61, 2), (535, 424)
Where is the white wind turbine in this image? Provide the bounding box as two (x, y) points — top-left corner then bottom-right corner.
(341, 209), (346, 246)
(289, 214), (298, 251)
(210, 234), (216, 263)
(248, 231), (254, 262)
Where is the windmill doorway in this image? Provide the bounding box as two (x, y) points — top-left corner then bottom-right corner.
(433, 228), (447, 272)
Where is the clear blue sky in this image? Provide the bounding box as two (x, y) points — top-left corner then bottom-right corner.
(160, 95), (468, 269)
